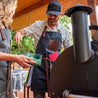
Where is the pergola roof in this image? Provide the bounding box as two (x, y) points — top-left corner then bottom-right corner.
(15, 0), (98, 18)
(14, 0), (53, 18)
(12, 0), (98, 31)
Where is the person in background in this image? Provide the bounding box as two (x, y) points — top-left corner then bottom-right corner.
(14, 0), (72, 98)
(91, 30), (98, 51)
(0, 0), (36, 98)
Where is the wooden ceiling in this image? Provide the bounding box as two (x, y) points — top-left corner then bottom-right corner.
(15, 0), (40, 13)
(14, 0), (53, 18)
(14, 0), (98, 18)
(12, 0), (98, 30)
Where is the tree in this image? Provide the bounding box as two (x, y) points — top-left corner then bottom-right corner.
(11, 30), (35, 54)
(59, 15), (72, 41)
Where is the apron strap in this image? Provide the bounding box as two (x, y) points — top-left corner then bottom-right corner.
(7, 62), (12, 97)
(43, 26), (47, 37)
(43, 26), (60, 37)
(7, 40), (12, 98)
(42, 57), (52, 97)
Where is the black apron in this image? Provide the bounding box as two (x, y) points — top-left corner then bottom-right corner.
(31, 27), (62, 92)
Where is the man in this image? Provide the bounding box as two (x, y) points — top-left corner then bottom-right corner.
(14, 1), (72, 98)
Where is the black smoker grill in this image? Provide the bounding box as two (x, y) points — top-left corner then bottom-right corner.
(50, 4), (98, 98)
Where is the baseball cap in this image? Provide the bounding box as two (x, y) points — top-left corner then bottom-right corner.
(46, 1), (62, 16)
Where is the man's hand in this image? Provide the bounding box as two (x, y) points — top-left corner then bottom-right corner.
(15, 55), (36, 68)
(0, 52), (36, 68)
(14, 29), (25, 46)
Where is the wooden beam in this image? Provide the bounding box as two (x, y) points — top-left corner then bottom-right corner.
(96, 0), (98, 5)
(87, 0), (97, 35)
(14, 0), (53, 18)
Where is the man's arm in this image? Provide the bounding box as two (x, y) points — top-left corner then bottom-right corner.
(14, 29), (25, 46)
(0, 52), (36, 68)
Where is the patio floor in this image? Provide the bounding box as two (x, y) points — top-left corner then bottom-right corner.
(16, 88), (49, 98)
(15, 88), (33, 98)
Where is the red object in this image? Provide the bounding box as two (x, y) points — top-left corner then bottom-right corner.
(49, 51), (59, 61)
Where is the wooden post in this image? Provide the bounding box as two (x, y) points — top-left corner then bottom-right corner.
(87, 0), (97, 35)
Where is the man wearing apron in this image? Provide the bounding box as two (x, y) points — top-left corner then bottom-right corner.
(15, 1), (72, 98)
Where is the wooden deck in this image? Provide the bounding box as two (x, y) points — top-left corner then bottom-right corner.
(15, 88), (33, 98)
(16, 87), (49, 98)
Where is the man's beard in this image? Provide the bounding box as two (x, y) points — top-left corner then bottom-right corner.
(48, 18), (57, 25)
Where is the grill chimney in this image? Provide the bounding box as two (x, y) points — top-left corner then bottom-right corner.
(65, 4), (93, 62)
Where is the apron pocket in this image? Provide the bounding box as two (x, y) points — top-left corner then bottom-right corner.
(48, 40), (59, 51)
